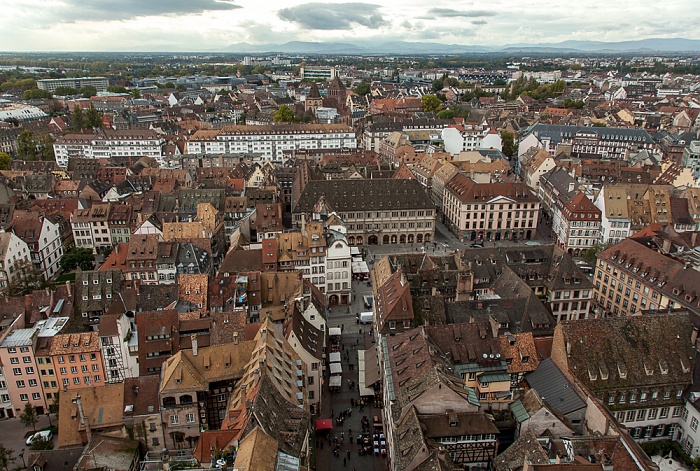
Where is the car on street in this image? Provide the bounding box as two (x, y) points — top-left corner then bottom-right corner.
(26, 430), (52, 445)
(470, 243), (484, 248)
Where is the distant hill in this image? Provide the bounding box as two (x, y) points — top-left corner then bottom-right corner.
(224, 38), (700, 55)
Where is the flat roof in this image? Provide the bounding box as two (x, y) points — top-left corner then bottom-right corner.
(1, 328), (36, 348)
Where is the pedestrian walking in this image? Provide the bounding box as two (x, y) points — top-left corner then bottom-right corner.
(343, 457), (346, 467)
(341, 432), (344, 440)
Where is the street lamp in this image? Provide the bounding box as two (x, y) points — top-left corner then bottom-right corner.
(46, 411), (52, 427)
(19, 449), (26, 470)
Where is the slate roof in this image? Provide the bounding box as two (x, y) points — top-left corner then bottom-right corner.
(524, 123), (655, 145)
(525, 358), (586, 415)
(294, 178), (433, 213)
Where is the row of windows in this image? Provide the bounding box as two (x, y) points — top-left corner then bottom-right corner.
(615, 406), (681, 423)
(608, 389), (682, 405)
(342, 210), (432, 219)
(57, 354), (98, 363)
(58, 365), (100, 374)
(61, 375), (101, 386)
(170, 413), (196, 424)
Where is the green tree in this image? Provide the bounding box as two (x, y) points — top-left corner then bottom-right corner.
(59, 247), (96, 272)
(432, 78), (444, 93)
(7, 259), (43, 296)
(130, 89), (141, 99)
(37, 134), (55, 161)
(80, 85), (97, 98)
(273, 104), (295, 123)
(500, 130), (516, 158)
(421, 94), (442, 113)
(0, 152), (10, 170)
(582, 242), (609, 266)
(85, 103), (102, 129)
(19, 402), (38, 432)
(23, 89), (52, 100)
(29, 435), (54, 451)
(71, 105), (85, 132)
(17, 130), (35, 159)
(0, 443), (15, 471)
(164, 81), (175, 89)
(50, 393), (59, 414)
(107, 85), (128, 94)
(436, 109), (454, 119)
(53, 86), (79, 96)
(176, 85), (186, 92)
(562, 98), (585, 109)
(352, 81), (370, 96)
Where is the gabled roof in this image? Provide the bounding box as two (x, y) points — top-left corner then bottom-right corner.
(160, 339), (256, 394)
(526, 358), (586, 415)
(232, 426), (278, 471)
(558, 313), (694, 392)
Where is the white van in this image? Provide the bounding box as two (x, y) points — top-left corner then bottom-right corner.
(358, 312), (373, 324)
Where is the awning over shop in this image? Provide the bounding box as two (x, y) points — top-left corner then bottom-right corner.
(330, 363), (343, 375)
(329, 352), (341, 363)
(315, 419), (333, 431)
(329, 376), (342, 388)
(352, 261), (369, 274)
(358, 346), (379, 397)
(328, 327), (342, 337)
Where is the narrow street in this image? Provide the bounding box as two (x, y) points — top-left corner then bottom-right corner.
(315, 279), (387, 471)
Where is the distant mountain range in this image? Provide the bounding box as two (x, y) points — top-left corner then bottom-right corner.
(224, 38), (700, 55)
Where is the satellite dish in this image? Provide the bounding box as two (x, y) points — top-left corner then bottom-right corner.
(482, 353), (488, 358)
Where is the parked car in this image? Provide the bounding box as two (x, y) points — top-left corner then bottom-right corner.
(470, 243), (484, 248)
(27, 430), (52, 445)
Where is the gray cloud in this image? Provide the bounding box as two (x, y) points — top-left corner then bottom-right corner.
(278, 3), (388, 30)
(428, 8), (497, 18)
(471, 20), (488, 25)
(57, 0), (240, 21)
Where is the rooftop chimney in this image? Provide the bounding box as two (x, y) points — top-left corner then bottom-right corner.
(233, 331), (239, 345)
(191, 333), (198, 356)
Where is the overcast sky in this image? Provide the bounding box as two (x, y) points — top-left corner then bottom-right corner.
(0, 0), (696, 51)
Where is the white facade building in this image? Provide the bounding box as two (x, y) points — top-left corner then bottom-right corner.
(0, 231), (32, 292)
(593, 185), (633, 245)
(186, 124), (357, 162)
(441, 125), (502, 155)
(37, 77), (109, 93)
(679, 395), (700, 458)
(99, 312), (139, 383)
(36, 217), (63, 281)
(325, 219), (352, 306)
(53, 130), (165, 167)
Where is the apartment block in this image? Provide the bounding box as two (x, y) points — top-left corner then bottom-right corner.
(50, 332), (106, 390)
(443, 174), (540, 243)
(187, 124), (356, 162)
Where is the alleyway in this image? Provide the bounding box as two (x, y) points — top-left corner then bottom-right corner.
(314, 279), (387, 471)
